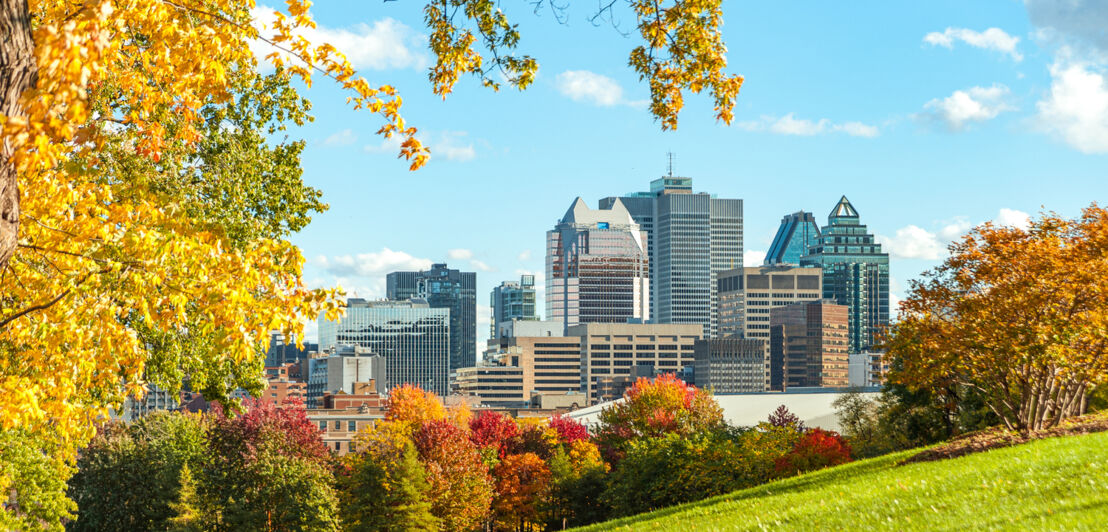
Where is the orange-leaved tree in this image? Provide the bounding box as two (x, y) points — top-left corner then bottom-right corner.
(887, 204), (1108, 433)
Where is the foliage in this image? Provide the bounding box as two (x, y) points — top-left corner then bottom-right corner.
(67, 412), (208, 531)
(543, 441), (610, 530)
(577, 431), (1108, 531)
(491, 452), (552, 531)
(339, 427), (438, 532)
(167, 465), (207, 532)
(386, 384), (447, 435)
(0, 428), (75, 531)
(412, 420), (493, 531)
(206, 401), (338, 531)
(767, 405), (805, 431)
(469, 410), (520, 459)
(888, 205), (1108, 432)
(595, 374), (723, 463)
(549, 414), (590, 445)
(774, 428), (852, 476)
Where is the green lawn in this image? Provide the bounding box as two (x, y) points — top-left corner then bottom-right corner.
(577, 431), (1108, 531)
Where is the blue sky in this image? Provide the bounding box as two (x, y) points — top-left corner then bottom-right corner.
(257, 1), (1108, 346)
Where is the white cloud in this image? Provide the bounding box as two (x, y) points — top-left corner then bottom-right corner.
(323, 128), (356, 146)
(1035, 56), (1108, 153)
(447, 248), (473, 260)
(314, 248), (432, 278)
(743, 250), (766, 266)
(517, 250), (532, 261)
(938, 218), (974, 241)
(251, 7), (427, 70)
(469, 260), (494, 272)
(1026, 1), (1108, 58)
(919, 85), (1014, 130)
(995, 208), (1032, 230)
(555, 70), (645, 108)
(924, 27), (1023, 61)
(877, 225), (946, 260)
(738, 114), (879, 137)
(363, 135), (405, 154)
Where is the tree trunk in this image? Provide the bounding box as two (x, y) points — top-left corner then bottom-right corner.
(0, 0), (36, 271)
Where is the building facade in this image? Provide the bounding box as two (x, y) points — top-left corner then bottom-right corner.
(318, 299), (451, 395)
(764, 211), (821, 265)
(800, 196), (890, 353)
(600, 176), (743, 337)
(459, 335), (583, 407)
(387, 263), (477, 371)
(769, 301), (849, 390)
(264, 331), (317, 367)
(546, 198), (650, 333)
(305, 349), (387, 407)
(570, 323), (702, 404)
(848, 351), (888, 388)
(693, 337), (767, 394)
(490, 274), (538, 339)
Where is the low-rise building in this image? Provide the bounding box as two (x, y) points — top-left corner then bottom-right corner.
(848, 351), (887, 388)
(571, 323), (702, 404)
(693, 337), (766, 393)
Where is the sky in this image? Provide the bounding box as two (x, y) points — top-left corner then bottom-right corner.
(256, 1), (1108, 349)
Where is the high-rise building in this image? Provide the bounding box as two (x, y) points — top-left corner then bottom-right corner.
(570, 322), (702, 404)
(546, 198), (650, 333)
(800, 196), (890, 353)
(265, 331), (317, 367)
(600, 175), (743, 336)
(318, 299), (451, 395)
(387, 263), (477, 371)
(764, 211), (821, 265)
(848, 351), (888, 388)
(769, 301), (849, 390)
(693, 337), (766, 393)
(490, 274), (538, 339)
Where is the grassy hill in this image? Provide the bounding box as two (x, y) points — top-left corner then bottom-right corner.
(577, 431), (1108, 531)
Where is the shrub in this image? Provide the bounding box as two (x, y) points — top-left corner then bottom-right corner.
(775, 428), (852, 476)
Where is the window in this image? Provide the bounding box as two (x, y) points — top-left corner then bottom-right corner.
(334, 421), (341, 430)
(348, 421), (357, 432)
(319, 421), (326, 432)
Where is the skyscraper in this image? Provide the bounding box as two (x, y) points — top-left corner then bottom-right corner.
(546, 198), (650, 332)
(490, 274), (538, 339)
(387, 263), (477, 371)
(764, 211), (821, 265)
(318, 298), (451, 395)
(800, 196), (890, 353)
(600, 175), (743, 337)
(769, 301), (849, 390)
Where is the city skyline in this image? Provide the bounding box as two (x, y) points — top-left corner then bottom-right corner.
(287, 2), (1107, 349)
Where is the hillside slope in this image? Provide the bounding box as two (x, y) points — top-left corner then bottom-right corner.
(578, 431), (1108, 531)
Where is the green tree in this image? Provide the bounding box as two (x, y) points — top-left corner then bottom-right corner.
(167, 465), (209, 532)
(0, 428), (75, 532)
(340, 425), (438, 532)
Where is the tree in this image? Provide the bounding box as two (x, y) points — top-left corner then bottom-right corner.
(594, 374), (723, 463)
(0, 428), (75, 531)
(767, 405), (805, 431)
(469, 410), (520, 459)
(548, 414), (589, 445)
(491, 452), (552, 531)
(774, 428), (852, 476)
(341, 424), (438, 531)
(386, 384), (447, 435)
(543, 440), (610, 529)
(888, 205), (1108, 433)
(412, 420), (493, 531)
(167, 465), (208, 532)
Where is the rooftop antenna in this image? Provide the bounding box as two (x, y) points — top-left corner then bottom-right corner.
(667, 151), (675, 177)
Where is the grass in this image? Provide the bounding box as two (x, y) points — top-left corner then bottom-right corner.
(576, 431), (1108, 531)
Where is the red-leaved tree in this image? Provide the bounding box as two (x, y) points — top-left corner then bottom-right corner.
(469, 411), (520, 459)
(774, 428), (852, 476)
(549, 414), (589, 445)
(412, 420), (493, 530)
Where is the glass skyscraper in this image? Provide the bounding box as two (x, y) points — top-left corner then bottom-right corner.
(600, 176), (743, 337)
(318, 299), (451, 395)
(800, 196), (890, 354)
(490, 274), (538, 339)
(765, 211), (821, 265)
(546, 198), (650, 333)
(386, 263), (477, 371)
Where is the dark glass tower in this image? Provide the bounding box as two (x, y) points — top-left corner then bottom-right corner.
(800, 197), (889, 354)
(765, 211), (821, 265)
(387, 263), (477, 371)
(490, 274), (538, 339)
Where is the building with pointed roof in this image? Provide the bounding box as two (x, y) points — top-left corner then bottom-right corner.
(599, 174), (743, 337)
(800, 196), (890, 354)
(546, 197), (650, 333)
(765, 211), (821, 265)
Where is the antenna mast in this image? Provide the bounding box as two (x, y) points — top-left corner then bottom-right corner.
(666, 151), (675, 177)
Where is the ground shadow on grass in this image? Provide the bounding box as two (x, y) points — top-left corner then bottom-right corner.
(582, 451), (914, 530)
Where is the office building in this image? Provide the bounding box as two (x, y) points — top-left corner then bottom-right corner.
(800, 196), (890, 353)
(600, 175), (743, 337)
(765, 211), (821, 265)
(460, 335), (583, 407)
(769, 301), (849, 390)
(570, 322), (702, 404)
(546, 198), (650, 332)
(318, 299), (450, 395)
(490, 274), (538, 339)
(387, 263), (477, 371)
(265, 331), (317, 367)
(848, 351), (888, 388)
(693, 337), (766, 393)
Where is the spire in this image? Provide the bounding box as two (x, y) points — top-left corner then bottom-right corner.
(830, 195), (859, 220)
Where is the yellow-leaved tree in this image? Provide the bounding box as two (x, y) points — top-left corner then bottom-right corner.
(0, 0), (743, 526)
